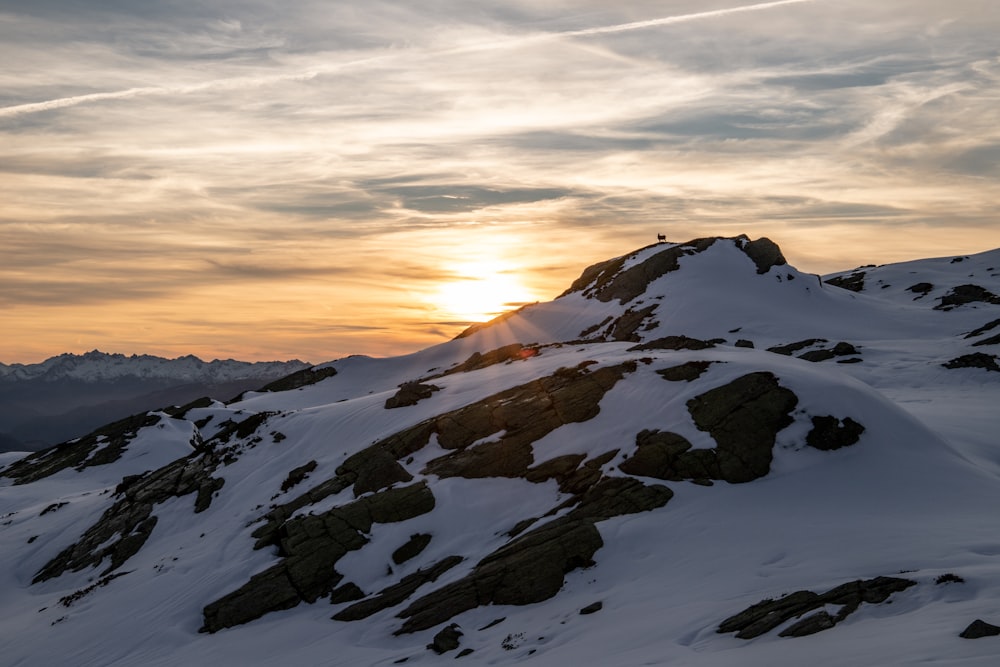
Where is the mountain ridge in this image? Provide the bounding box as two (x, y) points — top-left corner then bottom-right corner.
(2, 235), (999, 666)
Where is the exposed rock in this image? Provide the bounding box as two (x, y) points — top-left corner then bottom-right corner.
(779, 610), (836, 637)
(935, 284), (1000, 310)
(657, 361), (715, 382)
(202, 482), (436, 633)
(333, 556), (463, 622)
(619, 430), (706, 481)
(428, 624), (463, 654)
(392, 533), (433, 565)
(419, 363), (634, 481)
(686, 373), (798, 483)
(34, 447), (225, 583)
(960, 619), (1000, 639)
(580, 601), (603, 615)
(255, 365), (338, 393)
(767, 339), (828, 356)
(607, 305), (657, 342)
(825, 271), (866, 292)
(806, 416), (865, 451)
(965, 318), (1000, 339)
(735, 339), (755, 348)
(280, 460), (318, 493)
(439, 344), (540, 377)
(385, 382), (440, 409)
(972, 333), (1000, 347)
(719, 576), (916, 640)
(566, 238), (720, 304)
(943, 353), (1000, 373)
(338, 447), (414, 497)
(907, 282), (934, 297)
(741, 237), (787, 274)
(165, 396), (214, 418)
(396, 477), (671, 634)
(629, 336), (716, 352)
(935, 573), (964, 585)
(799, 342), (859, 363)
(329, 582), (365, 604)
(2, 412), (162, 485)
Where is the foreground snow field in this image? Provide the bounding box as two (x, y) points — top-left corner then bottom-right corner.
(3, 235), (999, 666)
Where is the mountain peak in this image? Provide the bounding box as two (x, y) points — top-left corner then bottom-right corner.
(562, 235), (787, 304)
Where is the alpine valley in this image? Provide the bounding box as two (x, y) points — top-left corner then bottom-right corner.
(2, 235), (999, 666)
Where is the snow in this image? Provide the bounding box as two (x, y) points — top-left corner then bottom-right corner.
(2, 237), (999, 666)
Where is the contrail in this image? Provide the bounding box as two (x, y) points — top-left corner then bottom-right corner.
(560, 0), (816, 37)
(0, 0), (817, 119)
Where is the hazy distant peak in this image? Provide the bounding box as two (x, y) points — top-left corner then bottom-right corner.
(0, 351), (309, 384)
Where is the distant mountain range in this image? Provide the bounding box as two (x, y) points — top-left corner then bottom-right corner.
(0, 352), (309, 451)
(2, 235), (999, 666)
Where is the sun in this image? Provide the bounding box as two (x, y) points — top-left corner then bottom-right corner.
(435, 261), (534, 323)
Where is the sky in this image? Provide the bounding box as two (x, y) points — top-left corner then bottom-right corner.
(1, 0), (998, 364)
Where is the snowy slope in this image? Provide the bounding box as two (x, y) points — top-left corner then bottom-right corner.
(2, 235), (999, 666)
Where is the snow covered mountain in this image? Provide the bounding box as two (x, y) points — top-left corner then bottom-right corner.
(2, 235), (999, 666)
(0, 350), (309, 384)
(0, 353), (309, 451)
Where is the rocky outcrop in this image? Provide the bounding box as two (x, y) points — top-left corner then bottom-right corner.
(255, 365), (338, 393)
(806, 416), (865, 451)
(395, 477), (672, 634)
(392, 533), (433, 565)
(629, 336), (716, 352)
(607, 305), (658, 342)
(428, 623), (463, 653)
(656, 361), (717, 382)
(943, 353), (1000, 372)
(202, 482), (436, 633)
(798, 342), (859, 362)
(34, 449), (224, 583)
(333, 556), (463, 622)
(2, 412), (162, 485)
(767, 339), (828, 356)
(741, 237), (787, 274)
(438, 344), (540, 377)
(718, 576), (916, 639)
(685, 373), (798, 483)
(825, 270), (868, 292)
(385, 382), (440, 409)
(907, 282), (934, 297)
(960, 619), (1000, 639)
(965, 318), (1000, 339)
(935, 284), (1000, 311)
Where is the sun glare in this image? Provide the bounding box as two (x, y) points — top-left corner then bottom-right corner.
(435, 261), (534, 323)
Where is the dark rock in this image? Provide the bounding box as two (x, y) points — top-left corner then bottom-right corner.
(960, 619), (1000, 639)
(686, 373), (798, 483)
(280, 460), (318, 493)
(735, 339), (755, 348)
(34, 447), (225, 583)
(392, 533), (433, 565)
(972, 333), (1000, 347)
(334, 556), (463, 622)
(397, 478), (671, 635)
(935, 573), (965, 585)
(256, 366), (338, 393)
(741, 237), (787, 274)
(456, 648), (474, 658)
(630, 336), (716, 352)
(798, 349), (836, 362)
(719, 577), (916, 639)
(329, 582), (365, 604)
(657, 361), (715, 382)
(385, 382), (440, 409)
(806, 416), (865, 451)
(2, 412), (162, 485)
(907, 282), (934, 296)
(428, 624), (463, 654)
(779, 611), (836, 637)
(579, 316), (613, 339)
(338, 448), (413, 497)
(965, 318), (1000, 339)
(563, 237), (720, 303)
(767, 339), (828, 356)
(837, 358), (863, 364)
(202, 482), (436, 633)
(825, 271), (866, 292)
(439, 344), (539, 377)
(935, 284), (1000, 310)
(608, 305), (658, 342)
(619, 430), (699, 480)
(943, 353), (1000, 372)
(165, 396), (214, 418)
(580, 601), (603, 615)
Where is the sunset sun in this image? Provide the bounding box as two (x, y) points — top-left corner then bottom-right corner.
(435, 261), (535, 323)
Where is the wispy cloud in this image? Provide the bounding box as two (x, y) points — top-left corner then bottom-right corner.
(1, 0), (998, 363)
